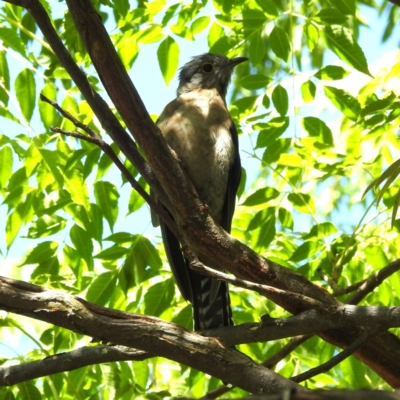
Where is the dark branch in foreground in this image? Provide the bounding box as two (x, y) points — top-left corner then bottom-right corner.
(0, 276), (303, 394)
(2, 276), (400, 388)
(0, 345), (151, 386)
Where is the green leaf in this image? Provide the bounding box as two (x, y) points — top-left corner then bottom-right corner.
(262, 138), (291, 163)
(20, 241), (58, 266)
(15, 68), (36, 122)
(70, 224), (93, 270)
(94, 245), (128, 260)
(191, 16), (210, 35)
(39, 83), (60, 129)
(314, 65), (350, 80)
(157, 36), (179, 86)
(128, 187), (146, 214)
(324, 25), (371, 76)
(136, 24), (163, 44)
(144, 279), (175, 317)
(316, 8), (348, 25)
(238, 74), (270, 90)
(0, 145), (12, 189)
(0, 50), (10, 105)
(277, 153), (302, 167)
(327, 0), (356, 15)
(305, 222), (338, 240)
(324, 86), (361, 121)
(241, 187), (280, 206)
(27, 215), (67, 238)
(269, 26), (290, 62)
(242, 9), (267, 32)
(255, 0), (279, 17)
(361, 94), (396, 117)
(365, 246), (389, 269)
(31, 256), (60, 279)
(272, 85), (288, 116)
(94, 181), (119, 232)
(86, 271), (118, 305)
(17, 382), (41, 400)
(37, 146), (64, 187)
(278, 207), (293, 230)
(132, 361), (149, 390)
(255, 117), (289, 148)
(63, 168), (90, 210)
(208, 22), (224, 48)
(302, 116), (334, 146)
(303, 22), (319, 52)
(290, 241), (325, 262)
(249, 31), (265, 66)
(250, 208), (276, 250)
(117, 30), (139, 70)
(287, 193), (316, 214)
(300, 80), (316, 103)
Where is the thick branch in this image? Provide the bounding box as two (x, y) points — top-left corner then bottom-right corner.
(0, 345), (151, 386)
(0, 276), (303, 394)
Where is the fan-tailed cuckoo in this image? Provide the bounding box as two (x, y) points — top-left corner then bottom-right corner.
(153, 53), (247, 330)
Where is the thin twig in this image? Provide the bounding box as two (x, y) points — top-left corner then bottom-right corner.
(291, 331), (373, 383)
(347, 259), (400, 305)
(189, 259), (335, 312)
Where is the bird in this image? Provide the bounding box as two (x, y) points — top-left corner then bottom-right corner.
(153, 53), (247, 331)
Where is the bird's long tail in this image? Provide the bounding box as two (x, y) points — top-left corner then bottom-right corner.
(189, 269), (233, 330)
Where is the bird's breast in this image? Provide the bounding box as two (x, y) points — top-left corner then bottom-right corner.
(157, 89), (235, 222)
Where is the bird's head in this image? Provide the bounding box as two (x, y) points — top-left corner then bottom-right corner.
(177, 53), (248, 98)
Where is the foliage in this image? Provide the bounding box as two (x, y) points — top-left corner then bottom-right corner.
(0, 0), (399, 398)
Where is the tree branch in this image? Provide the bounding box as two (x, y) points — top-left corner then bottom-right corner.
(0, 276), (303, 394)
(0, 345), (151, 386)
(347, 259), (400, 305)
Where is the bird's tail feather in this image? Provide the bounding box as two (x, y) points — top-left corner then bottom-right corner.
(189, 269), (233, 331)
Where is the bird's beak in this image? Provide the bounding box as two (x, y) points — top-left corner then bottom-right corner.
(228, 57), (248, 67)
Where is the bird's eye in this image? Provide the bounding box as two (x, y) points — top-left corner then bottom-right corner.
(202, 63), (214, 73)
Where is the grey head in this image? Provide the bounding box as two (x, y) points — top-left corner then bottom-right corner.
(177, 53), (248, 98)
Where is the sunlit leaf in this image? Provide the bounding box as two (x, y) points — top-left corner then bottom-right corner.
(324, 25), (371, 76)
(144, 278), (175, 317)
(290, 241), (325, 262)
(302, 116), (334, 146)
(0, 145), (12, 189)
(70, 224), (93, 270)
(94, 181), (119, 231)
(270, 26), (290, 61)
(86, 271), (118, 305)
(316, 8), (348, 25)
(300, 80), (316, 103)
(241, 187), (280, 206)
(272, 85), (289, 116)
(255, 117), (289, 148)
(238, 74), (270, 90)
(249, 30), (265, 66)
(314, 65), (350, 80)
(191, 16), (210, 35)
(287, 193), (316, 214)
(157, 36), (179, 86)
(323, 86), (361, 121)
(15, 68), (36, 122)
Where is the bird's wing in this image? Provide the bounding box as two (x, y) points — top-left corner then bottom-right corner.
(159, 210), (193, 303)
(220, 121), (242, 234)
